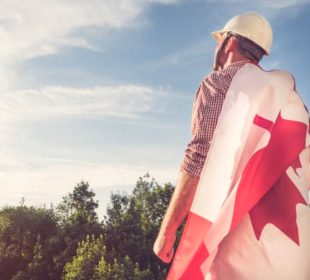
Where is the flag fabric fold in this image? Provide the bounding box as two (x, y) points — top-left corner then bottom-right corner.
(168, 64), (310, 280)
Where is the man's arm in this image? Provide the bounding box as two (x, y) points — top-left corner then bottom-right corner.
(153, 170), (200, 263)
(153, 75), (218, 263)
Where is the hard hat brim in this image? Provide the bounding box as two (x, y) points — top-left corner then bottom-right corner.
(211, 30), (225, 42)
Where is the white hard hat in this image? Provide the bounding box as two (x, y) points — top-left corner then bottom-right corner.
(211, 12), (273, 55)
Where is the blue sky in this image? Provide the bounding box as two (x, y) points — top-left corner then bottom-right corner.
(1, 0), (309, 217)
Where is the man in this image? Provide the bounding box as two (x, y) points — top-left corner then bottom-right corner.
(154, 12), (310, 279)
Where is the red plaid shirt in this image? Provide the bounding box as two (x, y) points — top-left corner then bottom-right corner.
(180, 61), (248, 177)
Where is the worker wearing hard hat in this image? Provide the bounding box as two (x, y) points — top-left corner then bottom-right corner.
(154, 12), (310, 279)
(154, 11), (273, 261)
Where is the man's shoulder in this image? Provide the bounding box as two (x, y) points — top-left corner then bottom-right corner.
(202, 61), (249, 91)
(227, 64), (297, 101)
(233, 63), (295, 86)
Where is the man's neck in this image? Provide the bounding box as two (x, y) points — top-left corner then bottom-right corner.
(223, 52), (253, 69)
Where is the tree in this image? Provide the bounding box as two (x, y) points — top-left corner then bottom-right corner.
(0, 206), (57, 280)
(64, 174), (175, 279)
(63, 234), (105, 280)
(94, 256), (153, 280)
(52, 181), (103, 279)
(103, 174), (174, 279)
(63, 235), (153, 280)
(0, 176), (175, 279)
(57, 181), (99, 226)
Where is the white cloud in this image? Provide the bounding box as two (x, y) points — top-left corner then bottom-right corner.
(0, 84), (166, 121)
(0, 0), (189, 64)
(0, 154), (178, 215)
(0, 1), (132, 90)
(0, 0), (176, 91)
(0, 0), (143, 62)
(0, 158), (177, 191)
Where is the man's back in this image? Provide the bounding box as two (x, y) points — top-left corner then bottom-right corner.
(169, 63), (310, 280)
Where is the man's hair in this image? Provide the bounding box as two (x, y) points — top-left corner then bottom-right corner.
(233, 34), (266, 62)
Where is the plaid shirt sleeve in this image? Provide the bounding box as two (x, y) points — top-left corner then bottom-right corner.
(180, 62), (246, 177)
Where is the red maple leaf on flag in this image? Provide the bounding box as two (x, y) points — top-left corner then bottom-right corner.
(249, 157), (307, 245)
(233, 114), (307, 246)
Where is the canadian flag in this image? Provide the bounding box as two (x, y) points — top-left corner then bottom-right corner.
(167, 64), (310, 280)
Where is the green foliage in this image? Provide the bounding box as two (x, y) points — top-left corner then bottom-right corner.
(63, 235), (105, 280)
(11, 235), (48, 280)
(57, 181), (99, 226)
(0, 175), (175, 279)
(63, 235), (153, 280)
(50, 181), (103, 279)
(103, 174), (174, 279)
(94, 256), (153, 280)
(0, 206), (57, 280)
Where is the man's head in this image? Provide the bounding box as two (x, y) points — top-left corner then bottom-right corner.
(212, 12), (273, 71)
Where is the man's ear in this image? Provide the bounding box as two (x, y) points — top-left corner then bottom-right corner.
(224, 37), (238, 52)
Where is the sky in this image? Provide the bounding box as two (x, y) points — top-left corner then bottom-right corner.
(0, 0), (310, 217)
